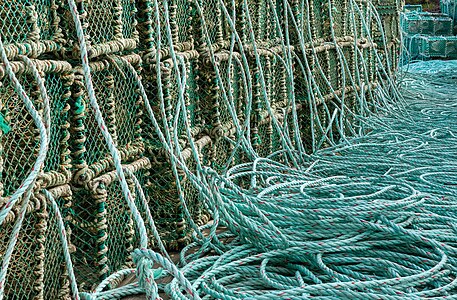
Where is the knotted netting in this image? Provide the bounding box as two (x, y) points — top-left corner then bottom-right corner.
(2, 0), (457, 299)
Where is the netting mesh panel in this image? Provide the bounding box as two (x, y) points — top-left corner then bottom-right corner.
(328, 48), (340, 92)
(256, 121), (273, 157)
(298, 105), (313, 152)
(257, 55), (287, 156)
(244, 0), (261, 41)
(0, 75), (39, 197)
(288, 0), (312, 44)
(85, 1), (117, 44)
(153, 0), (193, 47)
(82, 69), (111, 165)
(313, 51), (331, 97)
(70, 188), (99, 290)
(43, 193), (70, 299)
(312, 0), (327, 39)
(143, 58), (201, 154)
(105, 178), (135, 274)
(0, 207), (45, 299)
(210, 137), (235, 172)
(140, 149), (209, 249)
(142, 73), (164, 150)
(81, 58), (142, 166)
(143, 158), (186, 249)
(262, 0), (279, 41)
(198, 0), (224, 46)
(0, 0), (58, 45)
(251, 55), (272, 153)
(217, 57), (245, 130)
(71, 164), (146, 291)
(169, 61), (201, 144)
(175, 0), (193, 45)
(43, 72), (71, 174)
(112, 69), (142, 149)
(185, 61), (201, 129)
(332, 0), (347, 37)
(121, 0), (137, 39)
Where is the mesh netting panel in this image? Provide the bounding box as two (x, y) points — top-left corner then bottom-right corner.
(0, 189), (70, 299)
(169, 61), (201, 144)
(70, 187), (99, 291)
(105, 177), (136, 274)
(43, 191), (71, 299)
(75, 56), (143, 170)
(217, 56), (245, 131)
(82, 68), (110, 165)
(251, 54), (272, 151)
(0, 75), (39, 196)
(142, 146), (210, 249)
(62, 0), (138, 58)
(43, 72), (72, 176)
(152, 0), (194, 49)
(184, 61), (202, 129)
(312, 0), (326, 40)
(84, 0), (135, 44)
(333, 0), (347, 37)
(287, 0), (312, 44)
(174, 0), (194, 46)
(144, 160), (191, 248)
(121, 0), (137, 39)
(313, 51), (331, 97)
(328, 48), (340, 92)
(70, 158), (151, 290)
(143, 57), (202, 154)
(197, 0), (226, 47)
(0, 207), (44, 299)
(0, 62), (72, 196)
(0, 1), (60, 48)
(210, 136), (236, 172)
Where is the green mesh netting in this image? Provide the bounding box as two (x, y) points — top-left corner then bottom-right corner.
(0, 0), (61, 59)
(71, 55), (143, 182)
(0, 188), (71, 300)
(0, 61), (72, 197)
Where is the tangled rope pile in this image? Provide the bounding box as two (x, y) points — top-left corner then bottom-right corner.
(161, 73), (457, 299)
(1, 0), (457, 299)
(135, 63), (455, 299)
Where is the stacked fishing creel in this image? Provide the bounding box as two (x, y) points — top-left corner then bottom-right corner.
(0, 0), (403, 299)
(138, 0), (211, 250)
(0, 54), (74, 299)
(371, 0), (402, 72)
(0, 1), (64, 60)
(68, 54), (150, 290)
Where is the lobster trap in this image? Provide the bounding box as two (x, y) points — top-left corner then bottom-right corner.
(441, 0), (457, 34)
(0, 185), (72, 300)
(0, 0), (63, 59)
(69, 157), (150, 291)
(0, 60), (73, 197)
(61, 0), (139, 59)
(70, 54), (144, 186)
(401, 12), (453, 37)
(418, 35), (457, 59)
